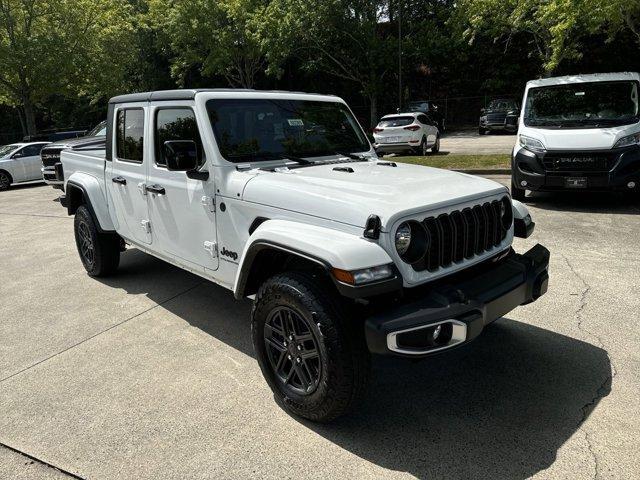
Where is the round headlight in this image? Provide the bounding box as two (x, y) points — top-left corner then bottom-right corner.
(500, 196), (513, 229)
(395, 220), (429, 264)
(395, 223), (412, 255)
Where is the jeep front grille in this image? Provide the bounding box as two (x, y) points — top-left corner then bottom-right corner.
(412, 198), (510, 272)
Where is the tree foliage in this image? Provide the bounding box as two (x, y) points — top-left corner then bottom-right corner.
(0, 0), (135, 135)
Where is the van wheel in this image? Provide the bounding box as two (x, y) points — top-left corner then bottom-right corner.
(0, 170), (12, 191)
(431, 134), (440, 153)
(252, 272), (370, 422)
(74, 205), (120, 276)
(511, 178), (526, 201)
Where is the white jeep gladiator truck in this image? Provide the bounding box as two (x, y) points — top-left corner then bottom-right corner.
(60, 89), (549, 422)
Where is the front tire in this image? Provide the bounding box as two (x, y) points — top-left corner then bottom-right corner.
(252, 272), (370, 422)
(74, 205), (120, 276)
(431, 134), (440, 153)
(0, 170), (12, 191)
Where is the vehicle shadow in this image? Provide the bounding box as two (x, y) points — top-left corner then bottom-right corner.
(524, 190), (640, 215)
(101, 249), (611, 480)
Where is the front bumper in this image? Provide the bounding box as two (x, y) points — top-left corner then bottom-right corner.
(513, 146), (640, 192)
(480, 122), (518, 132)
(365, 244), (549, 357)
(41, 165), (64, 189)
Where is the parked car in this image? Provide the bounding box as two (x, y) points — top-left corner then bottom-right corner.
(373, 112), (440, 155)
(406, 100), (446, 132)
(479, 98), (520, 135)
(0, 141), (50, 190)
(41, 120), (106, 190)
(512, 71), (640, 200)
(60, 89), (549, 422)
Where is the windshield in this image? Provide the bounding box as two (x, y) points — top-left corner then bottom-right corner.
(524, 81), (640, 127)
(207, 99), (369, 162)
(378, 116), (414, 127)
(488, 99), (518, 111)
(87, 121), (107, 137)
(0, 144), (19, 157)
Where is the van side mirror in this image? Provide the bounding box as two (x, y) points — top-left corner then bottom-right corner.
(164, 140), (199, 171)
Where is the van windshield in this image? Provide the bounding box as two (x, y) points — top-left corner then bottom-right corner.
(206, 99), (369, 162)
(524, 80), (639, 128)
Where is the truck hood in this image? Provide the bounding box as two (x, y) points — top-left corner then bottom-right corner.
(45, 135), (106, 150)
(521, 123), (640, 150)
(241, 161), (507, 230)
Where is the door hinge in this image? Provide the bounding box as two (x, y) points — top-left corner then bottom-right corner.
(201, 195), (215, 212)
(141, 219), (151, 234)
(203, 241), (218, 258)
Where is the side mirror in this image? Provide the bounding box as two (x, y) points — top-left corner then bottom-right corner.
(164, 140), (199, 171)
(480, 108), (486, 114)
(11, 152), (24, 159)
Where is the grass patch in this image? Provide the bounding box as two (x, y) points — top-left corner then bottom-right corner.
(389, 153), (510, 170)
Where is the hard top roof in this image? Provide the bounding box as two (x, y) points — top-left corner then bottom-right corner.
(109, 88), (338, 104)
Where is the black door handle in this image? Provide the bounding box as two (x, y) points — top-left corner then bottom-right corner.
(112, 176), (127, 185)
(146, 184), (166, 195)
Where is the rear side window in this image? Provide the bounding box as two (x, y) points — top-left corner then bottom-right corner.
(155, 108), (203, 167)
(116, 108), (145, 162)
(378, 116), (414, 127)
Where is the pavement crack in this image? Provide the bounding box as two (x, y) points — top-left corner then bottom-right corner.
(0, 442), (85, 479)
(0, 211), (70, 219)
(562, 254), (617, 480)
(0, 281), (205, 384)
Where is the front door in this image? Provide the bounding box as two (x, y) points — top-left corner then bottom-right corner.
(107, 106), (152, 245)
(145, 104), (218, 271)
(17, 144), (46, 180)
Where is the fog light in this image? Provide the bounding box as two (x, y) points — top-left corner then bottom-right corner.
(628, 181), (636, 189)
(520, 180), (528, 187)
(432, 324), (442, 341)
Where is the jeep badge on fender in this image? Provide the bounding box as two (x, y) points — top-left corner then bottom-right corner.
(59, 89), (549, 422)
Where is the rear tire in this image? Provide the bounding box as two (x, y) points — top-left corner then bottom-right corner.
(420, 137), (428, 156)
(74, 205), (120, 276)
(0, 170), (12, 191)
(252, 272), (370, 422)
(511, 178), (526, 201)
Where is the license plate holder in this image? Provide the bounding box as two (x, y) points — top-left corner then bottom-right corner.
(565, 177), (588, 188)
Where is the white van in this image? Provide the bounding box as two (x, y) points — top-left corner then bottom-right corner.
(511, 72), (639, 200)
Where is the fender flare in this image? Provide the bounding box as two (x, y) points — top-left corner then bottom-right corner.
(66, 172), (115, 232)
(512, 199), (535, 238)
(233, 219), (398, 299)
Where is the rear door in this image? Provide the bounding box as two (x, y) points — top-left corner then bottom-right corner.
(20, 143), (47, 180)
(107, 106), (152, 245)
(419, 114), (438, 146)
(145, 103), (218, 271)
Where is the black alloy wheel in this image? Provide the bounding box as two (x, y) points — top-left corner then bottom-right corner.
(263, 305), (321, 396)
(0, 171), (11, 191)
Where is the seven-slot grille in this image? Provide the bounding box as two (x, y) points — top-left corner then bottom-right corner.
(412, 198), (510, 272)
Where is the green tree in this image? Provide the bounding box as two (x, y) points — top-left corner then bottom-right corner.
(259, 0), (397, 126)
(0, 0), (135, 136)
(147, 0), (266, 88)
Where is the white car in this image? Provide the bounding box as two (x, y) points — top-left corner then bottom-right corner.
(60, 89), (549, 422)
(373, 112), (440, 155)
(512, 71), (640, 200)
(0, 141), (50, 190)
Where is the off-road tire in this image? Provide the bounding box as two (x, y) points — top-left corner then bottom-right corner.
(74, 205), (120, 276)
(252, 272), (370, 422)
(511, 178), (526, 201)
(0, 170), (12, 191)
(431, 134), (440, 153)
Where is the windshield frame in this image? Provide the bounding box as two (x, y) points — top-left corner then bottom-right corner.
(205, 97), (371, 164)
(523, 80), (640, 129)
(87, 121), (107, 137)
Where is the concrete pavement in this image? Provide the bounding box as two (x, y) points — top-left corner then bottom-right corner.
(1, 182), (639, 479)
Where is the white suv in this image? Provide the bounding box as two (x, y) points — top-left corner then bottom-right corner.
(373, 112), (440, 155)
(60, 89), (549, 421)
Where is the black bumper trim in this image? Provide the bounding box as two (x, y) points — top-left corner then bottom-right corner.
(364, 244), (550, 357)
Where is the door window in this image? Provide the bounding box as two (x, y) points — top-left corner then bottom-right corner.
(19, 144), (45, 156)
(116, 108), (145, 162)
(154, 108), (203, 167)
